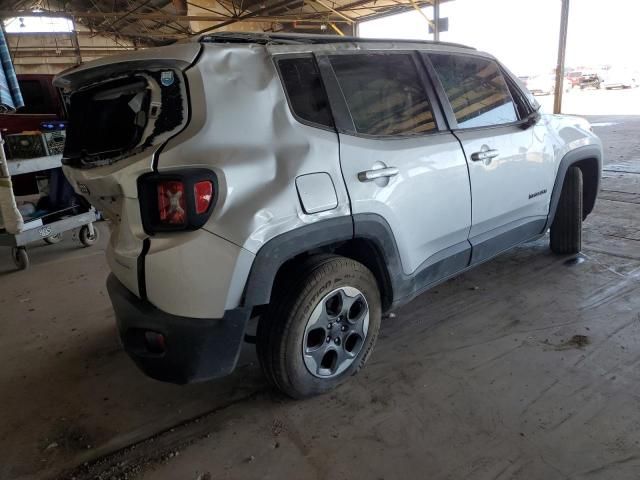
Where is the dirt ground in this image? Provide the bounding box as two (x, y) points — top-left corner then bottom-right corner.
(1, 106), (639, 480)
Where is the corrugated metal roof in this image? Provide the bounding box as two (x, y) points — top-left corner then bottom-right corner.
(1, 0), (451, 45)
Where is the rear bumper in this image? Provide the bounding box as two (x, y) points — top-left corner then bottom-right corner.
(107, 274), (250, 384)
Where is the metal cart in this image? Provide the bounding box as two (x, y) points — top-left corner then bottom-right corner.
(0, 153), (100, 270)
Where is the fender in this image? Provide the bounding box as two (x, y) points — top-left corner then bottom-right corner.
(543, 144), (602, 231)
(241, 216), (353, 308)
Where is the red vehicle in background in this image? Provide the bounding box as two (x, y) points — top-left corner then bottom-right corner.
(566, 71), (582, 88)
(0, 74), (65, 194)
(0, 74), (64, 134)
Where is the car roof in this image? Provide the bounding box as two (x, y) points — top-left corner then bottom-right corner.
(198, 31), (475, 51)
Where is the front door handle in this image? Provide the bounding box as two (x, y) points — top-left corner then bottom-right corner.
(358, 167), (399, 182)
(471, 149), (500, 162)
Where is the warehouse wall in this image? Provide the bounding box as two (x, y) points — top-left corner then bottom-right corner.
(7, 25), (135, 75)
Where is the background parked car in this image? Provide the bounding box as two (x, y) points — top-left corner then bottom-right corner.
(566, 71), (582, 88)
(579, 71), (603, 89)
(0, 74), (66, 195)
(603, 69), (638, 89)
(0, 74), (64, 134)
(526, 75), (555, 95)
(525, 74), (570, 96)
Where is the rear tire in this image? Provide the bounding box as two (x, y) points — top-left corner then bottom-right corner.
(550, 166), (583, 254)
(256, 255), (381, 399)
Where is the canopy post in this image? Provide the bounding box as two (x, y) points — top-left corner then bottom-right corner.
(553, 0), (570, 114)
(433, 0), (440, 41)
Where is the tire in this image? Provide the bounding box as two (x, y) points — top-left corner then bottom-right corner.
(79, 224), (99, 247)
(550, 166), (583, 254)
(12, 247), (29, 270)
(44, 233), (62, 245)
(257, 255), (381, 399)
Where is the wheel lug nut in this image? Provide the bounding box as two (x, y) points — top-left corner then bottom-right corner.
(328, 322), (333, 329)
(334, 337), (341, 345)
(326, 336), (331, 343)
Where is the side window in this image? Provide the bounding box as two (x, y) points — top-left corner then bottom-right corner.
(429, 54), (518, 129)
(278, 56), (334, 129)
(329, 53), (436, 136)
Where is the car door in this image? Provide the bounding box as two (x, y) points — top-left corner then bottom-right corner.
(316, 51), (472, 282)
(425, 52), (555, 263)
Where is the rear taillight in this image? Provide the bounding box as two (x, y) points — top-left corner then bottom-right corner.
(194, 180), (213, 215)
(157, 180), (186, 225)
(138, 169), (217, 234)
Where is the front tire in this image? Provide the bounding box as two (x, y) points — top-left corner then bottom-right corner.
(550, 166), (583, 254)
(257, 256), (381, 399)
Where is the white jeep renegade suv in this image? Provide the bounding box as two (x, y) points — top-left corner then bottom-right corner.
(56, 32), (602, 398)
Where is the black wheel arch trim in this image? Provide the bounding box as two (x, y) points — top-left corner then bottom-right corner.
(241, 213), (472, 313)
(241, 214), (405, 311)
(241, 216), (354, 308)
(543, 144), (602, 231)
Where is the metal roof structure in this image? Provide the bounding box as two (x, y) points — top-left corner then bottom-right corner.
(1, 0), (452, 46)
(0, 0), (573, 114)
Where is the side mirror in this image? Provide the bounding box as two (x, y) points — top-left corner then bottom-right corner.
(520, 111), (541, 130)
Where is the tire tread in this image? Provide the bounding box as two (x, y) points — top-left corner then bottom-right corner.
(256, 255), (380, 398)
(550, 166), (583, 254)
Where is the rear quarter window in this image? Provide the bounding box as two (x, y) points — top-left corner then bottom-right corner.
(277, 56), (334, 129)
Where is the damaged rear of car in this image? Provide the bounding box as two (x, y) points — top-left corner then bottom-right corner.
(55, 41), (258, 382)
(55, 35), (345, 386)
(63, 72), (185, 168)
(55, 43), (198, 299)
(58, 45), (192, 169)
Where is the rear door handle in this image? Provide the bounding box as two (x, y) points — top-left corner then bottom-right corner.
(471, 149), (500, 162)
(358, 167), (399, 182)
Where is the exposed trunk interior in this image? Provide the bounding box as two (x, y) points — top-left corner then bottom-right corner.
(64, 77), (150, 163)
(62, 69), (186, 168)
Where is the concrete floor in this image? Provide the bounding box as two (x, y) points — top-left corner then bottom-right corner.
(1, 110), (639, 480)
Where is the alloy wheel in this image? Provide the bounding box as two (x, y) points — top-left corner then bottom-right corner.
(302, 286), (369, 378)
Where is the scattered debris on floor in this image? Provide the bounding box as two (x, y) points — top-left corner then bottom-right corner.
(557, 334), (591, 350)
(564, 255), (586, 266)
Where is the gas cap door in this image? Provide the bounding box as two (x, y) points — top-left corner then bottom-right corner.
(295, 172), (338, 214)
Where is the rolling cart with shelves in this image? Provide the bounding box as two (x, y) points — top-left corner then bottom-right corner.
(0, 152), (100, 270)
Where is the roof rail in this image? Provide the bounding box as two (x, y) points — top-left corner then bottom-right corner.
(199, 31), (475, 50)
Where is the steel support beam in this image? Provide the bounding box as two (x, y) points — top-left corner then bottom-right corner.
(192, 0), (310, 34)
(0, 10), (350, 23)
(433, 0), (439, 41)
(553, 0), (570, 114)
(70, 30), (82, 64)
